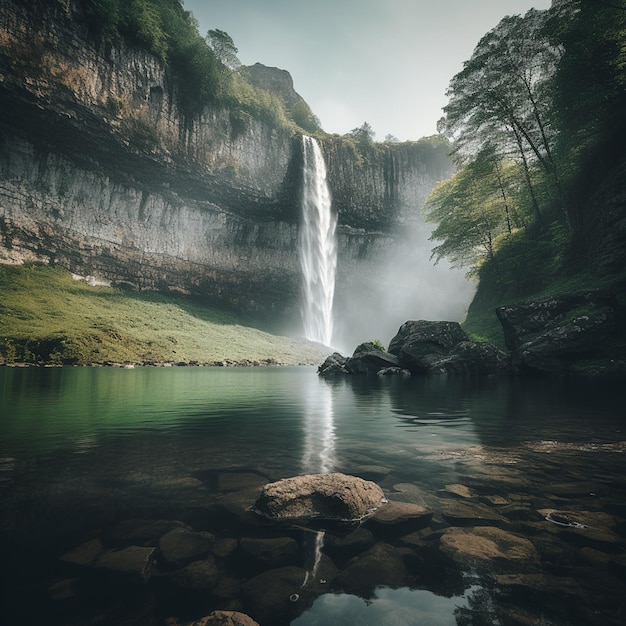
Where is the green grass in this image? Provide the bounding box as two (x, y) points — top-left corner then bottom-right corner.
(0, 264), (328, 366)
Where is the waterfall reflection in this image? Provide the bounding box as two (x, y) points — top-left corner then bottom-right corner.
(301, 377), (336, 475)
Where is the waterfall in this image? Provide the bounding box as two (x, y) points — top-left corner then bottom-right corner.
(300, 135), (337, 347)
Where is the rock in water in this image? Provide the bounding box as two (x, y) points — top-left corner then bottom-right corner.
(345, 342), (400, 374)
(253, 473), (387, 522)
(317, 352), (350, 376)
(388, 320), (469, 372)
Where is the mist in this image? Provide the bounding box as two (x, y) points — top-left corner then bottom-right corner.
(332, 223), (476, 354)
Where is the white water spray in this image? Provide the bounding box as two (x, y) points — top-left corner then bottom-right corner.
(300, 135), (337, 346)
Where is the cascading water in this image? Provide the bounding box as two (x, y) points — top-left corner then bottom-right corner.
(300, 135), (337, 347)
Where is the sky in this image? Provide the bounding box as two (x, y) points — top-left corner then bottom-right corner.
(185, 0), (552, 142)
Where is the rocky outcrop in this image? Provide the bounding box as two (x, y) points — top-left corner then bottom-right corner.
(496, 291), (622, 375)
(320, 322), (509, 376)
(253, 473), (387, 522)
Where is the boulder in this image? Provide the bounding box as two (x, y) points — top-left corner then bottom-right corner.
(345, 342), (400, 375)
(388, 320), (469, 373)
(253, 473), (386, 522)
(387, 321), (507, 375)
(449, 341), (510, 375)
(317, 352), (349, 376)
(496, 291), (619, 374)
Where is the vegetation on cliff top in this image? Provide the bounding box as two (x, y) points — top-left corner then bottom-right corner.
(0, 264), (328, 366)
(77, 0), (321, 132)
(423, 1), (626, 344)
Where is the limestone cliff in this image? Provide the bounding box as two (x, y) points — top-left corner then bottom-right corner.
(0, 0), (455, 334)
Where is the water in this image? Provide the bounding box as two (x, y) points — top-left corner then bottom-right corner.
(300, 135), (337, 347)
(0, 367), (625, 625)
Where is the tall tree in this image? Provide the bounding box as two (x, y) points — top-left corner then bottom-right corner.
(423, 151), (526, 274)
(441, 9), (562, 216)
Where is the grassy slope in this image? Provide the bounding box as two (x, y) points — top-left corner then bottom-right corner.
(0, 264), (328, 366)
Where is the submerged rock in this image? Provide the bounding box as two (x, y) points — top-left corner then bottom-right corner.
(253, 473), (387, 522)
(337, 543), (408, 596)
(169, 557), (219, 592)
(158, 528), (215, 568)
(440, 526), (540, 570)
(366, 500), (433, 536)
(189, 610), (260, 626)
(94, 545), (156, 583)
(241, 566), (308, 625)
(239, 537), (300, 567)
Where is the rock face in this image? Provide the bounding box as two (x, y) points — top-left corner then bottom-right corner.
(0, 1), (453, 327)
(253, 473), (387, 522)
(496, 291), (620, 374)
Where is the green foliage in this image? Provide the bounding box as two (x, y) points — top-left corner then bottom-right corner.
(347, 121), (375, 145)
(79, 0), (320, 129)
(289, 100), (322, 134)
(206, 28), (241, 71)
(424, 148), (530, 275)
(431, 1), (626, 342)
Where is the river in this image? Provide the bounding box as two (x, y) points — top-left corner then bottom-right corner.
(0, 367), (624, 625)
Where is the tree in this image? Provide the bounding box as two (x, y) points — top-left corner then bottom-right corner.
(441, 9), (563, 218)
(348, 121), (375, 144)
(423, 148), (528, 275)
(206, 28), (241, 71)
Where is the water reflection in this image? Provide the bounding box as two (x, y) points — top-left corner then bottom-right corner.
(301, 376), (336, 474)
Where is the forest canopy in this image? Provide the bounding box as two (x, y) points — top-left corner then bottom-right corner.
(424, 0), (626, 286)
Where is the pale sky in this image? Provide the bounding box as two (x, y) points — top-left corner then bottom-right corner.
(185, 0), (552, 141)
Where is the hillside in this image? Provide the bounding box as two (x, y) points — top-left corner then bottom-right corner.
(0, 264), (330, 366)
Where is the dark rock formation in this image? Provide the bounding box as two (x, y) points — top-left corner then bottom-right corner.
(253, 473), (387, 522)
(496, 291), (621, 375)
(320, 322), (509, 376)
(317, 352), (350, 376)
(345, 341), (400, 374)
(388, 320), (470, 372)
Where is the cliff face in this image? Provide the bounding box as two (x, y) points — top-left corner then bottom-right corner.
(0, 0), (454, 333)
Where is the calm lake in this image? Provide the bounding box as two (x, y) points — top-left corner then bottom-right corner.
(1, 366), (625, 625)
